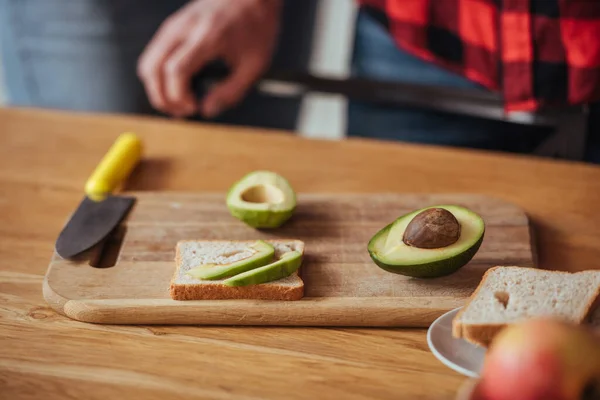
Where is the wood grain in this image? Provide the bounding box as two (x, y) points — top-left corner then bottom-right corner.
(44, 193), (535, 326)
(2, 107), (600, 399)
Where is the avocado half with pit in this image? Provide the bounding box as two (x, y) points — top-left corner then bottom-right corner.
(368, 205), (485, 278)
(226, 171), (296, 228)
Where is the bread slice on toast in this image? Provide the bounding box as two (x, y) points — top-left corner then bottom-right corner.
(170, 239), (305, 301)
(452, 266), (600, 347)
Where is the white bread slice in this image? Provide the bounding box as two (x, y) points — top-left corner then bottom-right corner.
(170, 239), (305, 301)
(452, 266), (600, 347)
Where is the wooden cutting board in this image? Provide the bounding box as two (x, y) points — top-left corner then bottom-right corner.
(43, 193), (536, 327)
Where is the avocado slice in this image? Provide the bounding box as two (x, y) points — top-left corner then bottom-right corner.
(368, 205), (485, 278)
(223, 250), (303, 287)
(186, 240), (275, 280)
(226, 170), (296, 228)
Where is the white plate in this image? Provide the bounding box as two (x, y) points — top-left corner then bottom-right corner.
(427, 307), (486, 378)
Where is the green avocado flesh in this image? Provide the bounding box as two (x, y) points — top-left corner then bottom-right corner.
(186, 240), (275, 280)
(226, 171), (296, 228)
(223, 250), (303, 287)
(368, 205), (485, 278)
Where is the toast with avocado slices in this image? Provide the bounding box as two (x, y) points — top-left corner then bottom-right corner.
(452, 266), (600, 347)
(170, 239), (305, 301)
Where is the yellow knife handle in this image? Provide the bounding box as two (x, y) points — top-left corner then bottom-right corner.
(84, 132), (143, 201)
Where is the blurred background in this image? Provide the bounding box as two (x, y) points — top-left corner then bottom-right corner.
(0, 0), (597, 163)
(0, 0), (355, 140)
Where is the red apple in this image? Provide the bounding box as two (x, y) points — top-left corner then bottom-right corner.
(471, 319), (600, 400)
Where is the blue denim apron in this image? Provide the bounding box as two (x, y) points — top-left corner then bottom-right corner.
(0, 0), (317, 131)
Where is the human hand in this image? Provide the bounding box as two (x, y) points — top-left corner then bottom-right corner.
(137, 0), (282, 118)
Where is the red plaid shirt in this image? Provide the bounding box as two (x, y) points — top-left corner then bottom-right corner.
(357, 0), (600, 113)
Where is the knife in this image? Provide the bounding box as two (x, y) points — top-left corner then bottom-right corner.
(193, 63), (570, 127)
(55, 132), (142, 260)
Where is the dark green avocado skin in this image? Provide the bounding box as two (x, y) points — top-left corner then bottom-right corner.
(368, 227), (485, 278)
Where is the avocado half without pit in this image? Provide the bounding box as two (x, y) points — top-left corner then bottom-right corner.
(226, 171), (296, 228)
(368, 205), (485, 278)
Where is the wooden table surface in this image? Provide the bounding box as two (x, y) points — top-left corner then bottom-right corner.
(1, 107), (600, 399)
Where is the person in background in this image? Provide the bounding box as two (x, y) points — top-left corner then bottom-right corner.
(346, 0), (600, 161)
(1, 0), (599, 162)
(0, 0), (317, 131)
(135, 0), (286, 122)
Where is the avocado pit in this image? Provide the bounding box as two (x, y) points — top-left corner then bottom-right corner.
(402, 208), (461, 249)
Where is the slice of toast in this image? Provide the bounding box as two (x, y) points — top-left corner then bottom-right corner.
(452, 266), (600, 347)
(170, 239), (305, 301)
